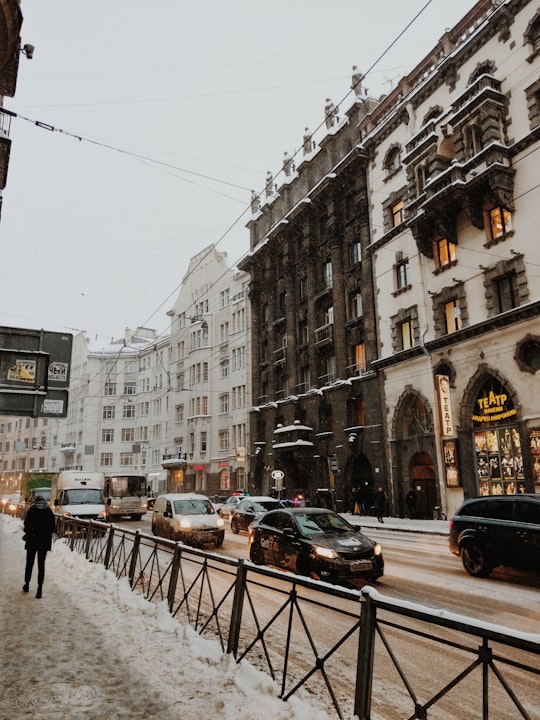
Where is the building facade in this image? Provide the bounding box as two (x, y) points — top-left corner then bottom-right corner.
(242, 0), (540, 517)
(164, 245), (251, 498)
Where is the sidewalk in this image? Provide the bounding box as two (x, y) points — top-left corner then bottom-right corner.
(0, 514), (331, 720)
(341, 513), (450, 536)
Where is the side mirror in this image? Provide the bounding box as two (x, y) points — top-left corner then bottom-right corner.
(164, 510), (171, 518)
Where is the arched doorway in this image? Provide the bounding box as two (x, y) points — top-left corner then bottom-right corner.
(344, 453), (374, 514)
(409, 451), (437, 519)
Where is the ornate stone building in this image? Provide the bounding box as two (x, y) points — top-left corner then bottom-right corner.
(242, 0), (540, 518)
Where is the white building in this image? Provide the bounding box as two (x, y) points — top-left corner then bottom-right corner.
(164, 244), (251, 497)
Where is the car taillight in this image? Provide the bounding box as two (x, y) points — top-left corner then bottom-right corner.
(448, 519), (453, 530)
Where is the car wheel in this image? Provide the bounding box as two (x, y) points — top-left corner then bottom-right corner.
(249, 540), (264, 565)
(461, 541), (491, 577)
(215, 534), (224, 548)
(231, 518), (240, 534)
(151, 523), (157, 536)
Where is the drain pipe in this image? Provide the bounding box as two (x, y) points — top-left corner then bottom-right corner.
(419, 324), (430, 361)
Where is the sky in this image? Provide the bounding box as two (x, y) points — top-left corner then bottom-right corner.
(0, 0), (478, 345)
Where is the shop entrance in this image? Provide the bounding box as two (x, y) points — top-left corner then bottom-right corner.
(409, 452), (437, 519)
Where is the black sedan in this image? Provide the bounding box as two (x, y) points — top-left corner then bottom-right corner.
(248, 507), (384, 585)
(230, 497), (281, 534)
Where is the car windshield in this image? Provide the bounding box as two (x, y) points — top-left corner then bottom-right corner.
(295, 512), (353, 536)
(251, 500), (281, 512)
(174, 499), (214, 515)
(63, 489), (103, 505)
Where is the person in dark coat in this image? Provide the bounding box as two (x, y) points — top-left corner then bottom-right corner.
(374, 486), (387, 523)
(405, 488), (417, 519)
(23, 495), (56, 598)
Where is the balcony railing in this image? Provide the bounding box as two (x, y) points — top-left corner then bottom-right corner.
(314, 323), (333, 345)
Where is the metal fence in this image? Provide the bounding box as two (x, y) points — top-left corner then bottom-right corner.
(56, 516), (540, 720)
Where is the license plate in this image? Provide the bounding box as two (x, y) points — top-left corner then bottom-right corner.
(349, 560), (372, 573)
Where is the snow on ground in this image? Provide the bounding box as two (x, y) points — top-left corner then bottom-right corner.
(0, 514), (332, 720)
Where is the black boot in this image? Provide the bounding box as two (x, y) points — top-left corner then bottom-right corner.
(36, 585), (42, 599)
(23, 583), (29, 593)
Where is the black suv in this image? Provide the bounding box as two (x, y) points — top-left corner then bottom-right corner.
(449, 494), (540, 577)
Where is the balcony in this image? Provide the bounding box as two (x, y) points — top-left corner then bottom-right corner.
(314, 323), (333, 346)
(60, 443), (76, 454)
(161, 453), (187, 469)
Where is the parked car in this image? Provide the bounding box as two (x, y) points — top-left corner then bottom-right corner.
(230, 497), (281, 534)
(151, 493), (225, 548)
(248, 506), (384, 585)
(218, 493), (248, 520)
(449, 494), (540, 577)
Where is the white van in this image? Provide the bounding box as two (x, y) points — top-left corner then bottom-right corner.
(50, 471), (107, 521)
(151, 493), (225, 547)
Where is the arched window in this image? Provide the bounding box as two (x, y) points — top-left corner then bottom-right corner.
(384, 145), (402, 177)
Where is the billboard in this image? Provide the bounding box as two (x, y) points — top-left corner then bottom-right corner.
(0, 325), (72, 417)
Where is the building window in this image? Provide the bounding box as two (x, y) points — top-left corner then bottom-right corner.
(355, 343), (367, 373)
(444, 299), (462, 334)
(123, 405), (135, 419)
(100, 453), (113, 467)
(299, 276), (308, 299)
(495, 274), (516, 313)
(400, 320), (414, 350)
(488, 207), (512, 243)
(120, 452), (133, 467)
(392, 200), (404, 227)
(220, 289), (230, 308)
(433, 238), (456, 271)
(102, 429), (114, 443)
(121, 428), (135, 442)
(396, 259), (410, 291)
(349, 293), (363, 320)
(104, 382), (116, 396)
(220, 359), (229, 378)
(124, 360), (137, 373)
(175, 404), (184, 422)
(349, 242), (362, 266)
(384, 145), (402, 177)
(124, 382), (136, 396)
(220, 394), (229, 414)
(323, 261), (333, 289)
(103, 406), (115, 420)
(464, 123), (482, 159)
(201, 431), (207, 453)
(219, 430), (230, 452)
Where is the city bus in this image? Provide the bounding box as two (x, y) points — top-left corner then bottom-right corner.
(103, 473), (148, 520)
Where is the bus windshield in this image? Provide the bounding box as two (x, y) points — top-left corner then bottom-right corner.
(108, 475), (146, 498)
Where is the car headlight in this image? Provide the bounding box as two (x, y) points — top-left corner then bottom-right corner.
(315, 546), (338, 560)
(373, 543), (382, 556)
(98, 512), (107, 520)
(217, 517), (225, 528)
(179, 518), (192, 529)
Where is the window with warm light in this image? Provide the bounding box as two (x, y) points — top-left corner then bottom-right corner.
(489, 207), (512, 241)
(434, 238), (456, 270)
(444, 299), (462, 333)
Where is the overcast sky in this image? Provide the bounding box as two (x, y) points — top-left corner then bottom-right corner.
(1, 0), (476, 344)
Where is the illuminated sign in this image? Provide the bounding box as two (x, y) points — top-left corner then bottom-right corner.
(436, 375), (454, 437)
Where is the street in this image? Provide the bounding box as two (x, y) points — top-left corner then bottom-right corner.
(121, 514), (540, 635)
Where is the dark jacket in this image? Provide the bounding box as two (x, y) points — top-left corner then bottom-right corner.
(374, 489), (387, 514)
(24, 498), (56, 552)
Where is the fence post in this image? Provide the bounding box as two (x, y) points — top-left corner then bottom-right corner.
(84, 520), (93, 558)
(128, 530), (141, 588)
(167, 543), (182, 614)
(227, 559), (247, 657)
(103, 524), (115, 569)
(354, 591), (377, 720)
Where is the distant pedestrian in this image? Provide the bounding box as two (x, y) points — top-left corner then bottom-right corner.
(405, 488), (417, 519)
(23, 495), (55, 598)
(374, 486), (387, 523)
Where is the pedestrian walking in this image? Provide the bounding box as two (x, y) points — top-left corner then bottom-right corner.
(405, 488), (417, 519)
(22, 495), (55, 598)
(374, 486), (387, 523)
